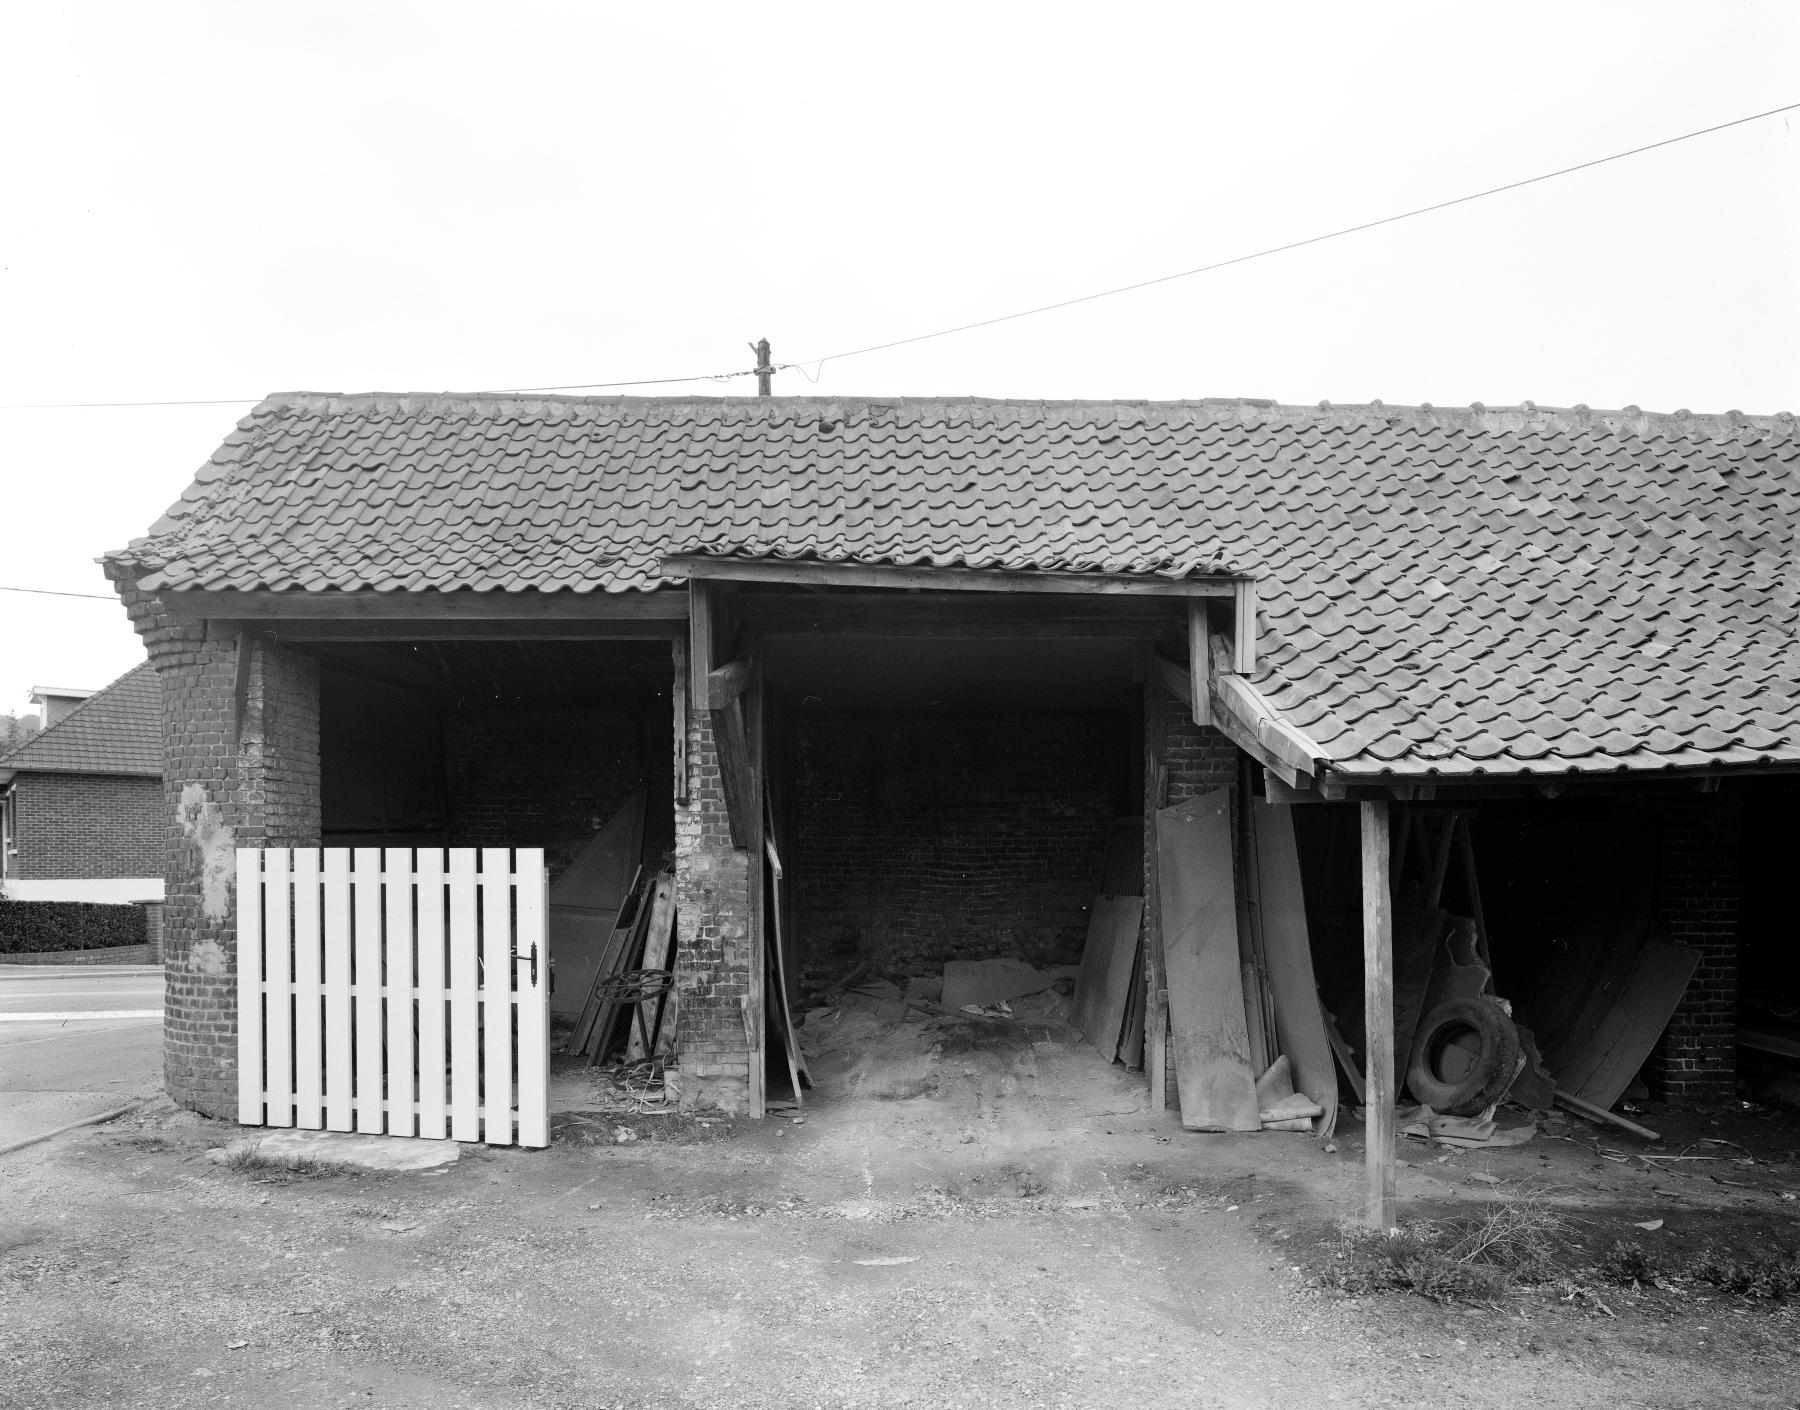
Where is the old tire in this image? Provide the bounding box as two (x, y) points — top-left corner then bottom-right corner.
(1405, 997), (1521, 1117)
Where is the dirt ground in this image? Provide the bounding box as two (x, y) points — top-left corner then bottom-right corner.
(3, 1009), (1798, 1410)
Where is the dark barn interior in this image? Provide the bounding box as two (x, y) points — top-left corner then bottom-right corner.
(758, 633), (1147, 994)
(315, 640), (676, 875)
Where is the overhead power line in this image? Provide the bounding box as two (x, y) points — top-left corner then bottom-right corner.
(0, 584), (117, 602)
(777, 99), (1800, 380)
(1, 98), (1794, 410)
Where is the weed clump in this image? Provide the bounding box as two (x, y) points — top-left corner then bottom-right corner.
(1319, 1193), (1569, 1304)
(1688, 1248), (1800, 1301)
(1599, 1240), (1658, 1287)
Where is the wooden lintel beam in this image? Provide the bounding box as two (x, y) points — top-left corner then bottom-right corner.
(667, 555), (1234, 598)
(707, 658), (753, 709)
(1206, 696), (1303, 789)
(260, 620), (682, 642)
(1208, 636), (1323, 780)
(158, 588), (689, 622)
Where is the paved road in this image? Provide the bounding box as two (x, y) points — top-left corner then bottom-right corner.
(0, 966), (164, 1150)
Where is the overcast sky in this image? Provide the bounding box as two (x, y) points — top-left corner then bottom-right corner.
(2, 2), (1795, 716)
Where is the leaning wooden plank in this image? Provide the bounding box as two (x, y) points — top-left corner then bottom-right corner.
(1071, 896), (1144, 1059)
(1251, 800), (1339, 1138)
(763, 833), (810, 1091)
(626, 876), (677, 1063)
(1554, 1089), (1661, 1142)
(1156, 790), (1260, 1132)
(548, 790), (645, 1018)
(1119, 938), (1146, 1068)
(1322, 1003), (1366, 1103)
(1566, 941), (1700, 1109)
(1390, 906), (1449, 1081)
(569, 866), (645, 1056)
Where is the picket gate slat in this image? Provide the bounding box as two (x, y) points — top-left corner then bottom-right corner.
(236, 846), (548, 1148)
(263, 849), (294, 1128)
(384, 849), (417, 1139)
(322, 849), (354, 1132)
(480, 848), (514, 1146)
(448, 849), (483, 1143)
(236, 851), (264, 1126)
(351, 849), (384, 1133)
(291, 849), (324, 1127)
(415, 849), (448, 1141)
(514, 849), (549, 1148)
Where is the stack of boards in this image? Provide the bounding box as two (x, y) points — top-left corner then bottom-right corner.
(563, 865), (679, 1063)
(1072, 791), (1337, 1137)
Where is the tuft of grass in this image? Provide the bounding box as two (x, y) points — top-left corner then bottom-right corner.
(221, 1146), (351, 1180)
(1319, 1188), (1572, 1305)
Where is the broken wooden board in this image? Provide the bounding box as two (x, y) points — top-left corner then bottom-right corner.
(1564, 941), (1700, 1109)
(1323, 1003), (1365, 1103)
(548, 790), (646, 1017)
(1508, 1023), (1556, 1111)
(1420, 916), (1490, 1015)
(1072, 896), (1144, 1059)
(1157, 790), (1260, 1132)
(625, 874), (677, 1062)
(1250, 799), (1338, 1138)
(1390, 906), (1450, 1076)
(943, 958), (1056, 1012)
(1119, 941), (1146, 1068)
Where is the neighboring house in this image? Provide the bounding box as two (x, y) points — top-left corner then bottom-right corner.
(99, 393), (1800, 1132)
(0, 662), (164, 903)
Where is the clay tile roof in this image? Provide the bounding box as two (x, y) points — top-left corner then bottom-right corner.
(0, 661), (161, 777)
(103, 393), (1800, 781)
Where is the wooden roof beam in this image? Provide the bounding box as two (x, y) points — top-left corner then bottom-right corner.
(667, 554), (1236, 599)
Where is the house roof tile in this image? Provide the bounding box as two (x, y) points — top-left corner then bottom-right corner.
(0, 662), (161, 777)
(104, 392), (1800, 781)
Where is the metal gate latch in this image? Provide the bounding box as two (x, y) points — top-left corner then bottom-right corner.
(511, 940), (539, 987)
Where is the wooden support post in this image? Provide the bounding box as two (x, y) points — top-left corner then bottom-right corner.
(1361, 799), (1395, 1231)
(1144, 679), (1171, 1110)
(1186, 601), (1212, 727)
(689, 581), (721, 709)
(1425, 814), (1457, 909)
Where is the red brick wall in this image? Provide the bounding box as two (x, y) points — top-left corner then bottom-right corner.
(444, 705), (674, 881)
(109, 568), (325, 1118)
(790, 711), (1128, 983)
(7, 771), (162, 879)
(673, 705), (754, 1112)
(1644, 793), (1741, 1104)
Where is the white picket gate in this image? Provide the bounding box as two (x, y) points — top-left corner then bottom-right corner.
(236, 847), (549, 1148)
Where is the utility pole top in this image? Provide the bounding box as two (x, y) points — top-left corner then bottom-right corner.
(749, 338), (773, 397)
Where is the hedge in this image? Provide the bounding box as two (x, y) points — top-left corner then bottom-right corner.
(0, 899), (147, 954)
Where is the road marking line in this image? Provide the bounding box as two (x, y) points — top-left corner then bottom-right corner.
(0, 1020), (163, 1048)
(0, 1010), (163, 1022)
